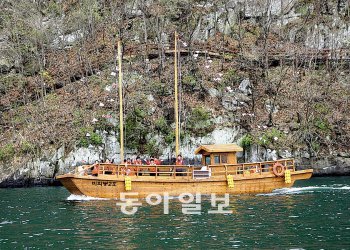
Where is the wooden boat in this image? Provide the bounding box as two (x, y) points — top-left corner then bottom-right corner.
(56, 35), (313, 198)
(57, 144), (313, 198)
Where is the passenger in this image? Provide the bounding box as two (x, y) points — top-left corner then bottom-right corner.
(175, 154), (185, 176)
(135, 156), (143, 165)
(154, 158), (161, 165)
(149, 158), (156, 176)
(135, 156), (143, 176)
(122, 158), (134, 176)
(176, 154), (184, 165)
(127, 158), (136, 176)
(92, 160), (99, 176)
(104, 158), (113, 174)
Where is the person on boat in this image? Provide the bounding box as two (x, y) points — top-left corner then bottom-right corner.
(148, 158), (156, 176)
(176, 154), (184, 165)
(92, 160), (99, 176)
(103, 158), (114, 174)
(135, 156), (143, 165)
(134, 156), (143, 176)
(175, 154), (186, 176)
(121, 158), (134, 176)
(154, 157), (161, 165)
(127, 158), (136, 176)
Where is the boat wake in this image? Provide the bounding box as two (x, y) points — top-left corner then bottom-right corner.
(257, 185), (350, 196)
(66, 194), (111, 201)
(0, 220), (14, 225)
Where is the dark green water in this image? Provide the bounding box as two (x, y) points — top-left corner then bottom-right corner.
(1, 177), (350, 249)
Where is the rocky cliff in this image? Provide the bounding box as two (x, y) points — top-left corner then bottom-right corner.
(1, 0), (350, 187)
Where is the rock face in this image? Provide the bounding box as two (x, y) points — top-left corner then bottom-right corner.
(190, 0), (350, 49)
(238, 79), (252, 96)
(0, 132), (121, 187)
(300, 156), (350, 176)
(0, 127), (242, 187)
(244, 145), (350, 176)
(222, 79), (251, 111)
(1, 126), (349, 187)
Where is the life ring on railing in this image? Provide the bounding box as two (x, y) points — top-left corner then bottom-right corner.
(272, 162), (285, 177)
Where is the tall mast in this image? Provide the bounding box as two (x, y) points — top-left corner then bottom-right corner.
(174, 31), (179, 156)
(118, 40), (124, 162)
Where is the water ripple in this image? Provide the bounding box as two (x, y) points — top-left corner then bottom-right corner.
(0, 177), (349, 249)
(257, 185), (350, 196)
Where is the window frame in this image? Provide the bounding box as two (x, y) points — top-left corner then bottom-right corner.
(214, 155), (220, 164)
(221, 153), (228, 164)
(205, 155), (211, 165)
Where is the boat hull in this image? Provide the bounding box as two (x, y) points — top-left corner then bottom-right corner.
(57, 169), (313, 198)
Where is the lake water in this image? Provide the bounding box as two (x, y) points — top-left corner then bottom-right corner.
(1, 177), (349, 249)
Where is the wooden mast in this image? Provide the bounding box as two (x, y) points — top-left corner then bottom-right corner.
(174, 31), (179, 156)
(118, 40), (124, 162)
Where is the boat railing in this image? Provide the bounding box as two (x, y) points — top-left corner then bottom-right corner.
(76, 164), (194, 178)
(128, 165), (194, 179)
(73, 159), (295, 178)
(72, 164), (95, 175)
(219, 158), (295, 176)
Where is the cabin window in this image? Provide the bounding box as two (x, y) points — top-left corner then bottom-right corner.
(205, 156), (211, 165)
(214, 155), (220, 164)
(221, 154), (228, 163)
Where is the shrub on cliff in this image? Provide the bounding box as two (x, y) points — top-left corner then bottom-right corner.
(0, 144), (15, 162)
(20, 141), (36, 155)
(186, 106), (214, 137)
(78, 128), (103, 147)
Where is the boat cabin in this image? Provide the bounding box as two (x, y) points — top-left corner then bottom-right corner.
(194, 144), (243, 166)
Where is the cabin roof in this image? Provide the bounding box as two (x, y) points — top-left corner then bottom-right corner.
(194, 144), (243, 155)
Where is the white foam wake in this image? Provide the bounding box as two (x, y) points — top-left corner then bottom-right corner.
(257, 185), (350, 196)
(0, 220), (14, 225)
(66, 194), (110, 201)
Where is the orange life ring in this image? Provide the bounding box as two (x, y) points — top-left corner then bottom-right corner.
(272, 162), (285, 177)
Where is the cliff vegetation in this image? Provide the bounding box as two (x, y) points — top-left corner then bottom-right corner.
(1, 0), (350, 184)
